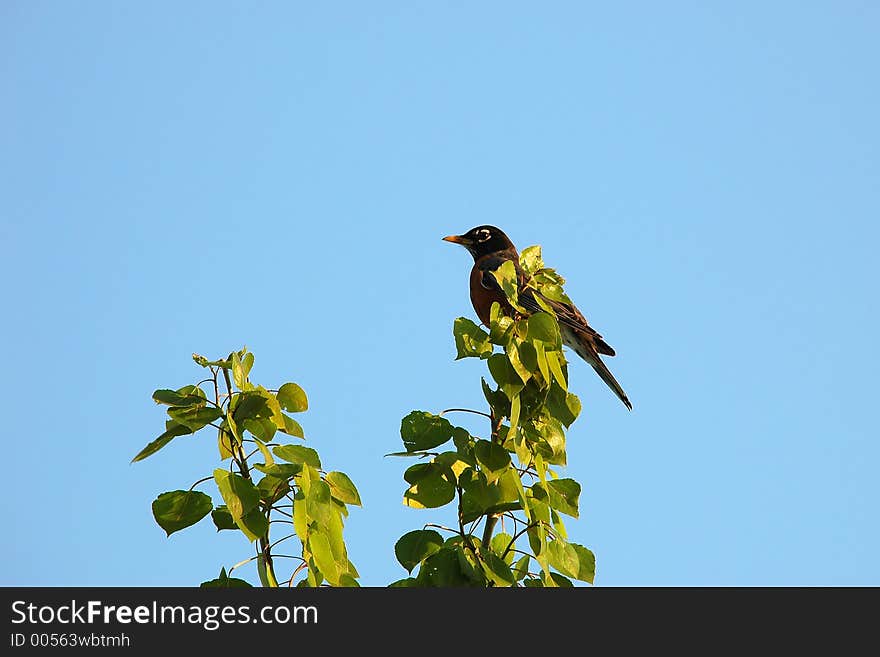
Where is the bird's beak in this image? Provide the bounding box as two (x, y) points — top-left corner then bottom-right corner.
(442, 234), (468, 245)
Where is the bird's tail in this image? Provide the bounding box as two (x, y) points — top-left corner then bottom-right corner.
(585, 354), (633, 411)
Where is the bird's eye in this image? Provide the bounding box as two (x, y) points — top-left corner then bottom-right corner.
(477, 230), (490, 242)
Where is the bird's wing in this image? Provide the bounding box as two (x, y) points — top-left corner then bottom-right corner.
(519, 289), (616, 357)
(476, 254), (617, 358)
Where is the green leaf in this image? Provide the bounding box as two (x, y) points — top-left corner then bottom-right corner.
(453, 317), (493, 360)
(389, 577), (420, 587)
(237, 507), (269, 542)
(324, 501), (346, 561)
(279, 414), (305, 438)
(533, 478), (581, 518)
(487, 353), (514, 387)
(519, 245), (544, 276)
(200, 567), (252, 588)
(541, 283), (572, 306)
(535, 417), (567, 466)
(417, 548), (473, 587)
(459, 469), (520, 523)
(545, 350), (568, 391)
(489, 301), (515, 344)
(547, 382), (580, 427)
(273, 444), (321, 469)
(505, 341), (532, 384)
(255, 385), (285, 428)
(277, 382), (308, 413)
(338, 574), (360, 587)
(231, 351), (254, 390)
(545, 571), (574, 587)
(166, 405), (222, 432)
(131, 422), (193, 463)
(213, 469), (260, 522)
(400, 411), (456, 453)
(395, 530), (444, 573)
(548, 478), (581, 518)
(217, 425), (235, 460)
(535, 342), (551, 384)
(513, 555), (530, 581)
(309, 531), (339, 585)
(152, 387), (206, 407)
(491, 260), (521, 308)
(151, 490), (213, 536)
(433, 450), (474, 481)
(242, 417), (277, 443)
(306, 480), (333, 529)
(210, 505), (237, 531)
(231, 391), (268, 422)
(518, 340), (539, 374)
(547, 539), (580, 579)
(257, 475), (289, 504)
(490, 532), (515, 565)
(509, 394), (521, 438)
(403, 462), (456, 509)
(479, 547), (516, 586)
(253, 462), (302, 478)
(252, 438), (274, 466)
(570, 543), (596, 584)
(527, 312), (560, 344)
(292, 491), (308, 542)
(325, 471), (362, 506)
(481, 378), (510, 418)
(474, 440), (512, 482)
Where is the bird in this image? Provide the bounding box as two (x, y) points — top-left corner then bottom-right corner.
(443, 225), (632, 410)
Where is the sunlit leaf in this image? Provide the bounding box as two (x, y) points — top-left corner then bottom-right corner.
(273, 444), (321, 469)
(527, 312), (560, 344)
(453, 317), (493, 360)
(131, 422), (193, 463)
(403, 462), (456, 509)
(309, 531), (338, 585)
(213, 469), (260, 522)
(490, 532), (515, 565)
(491, 260), (521, 309)
(547, 539), (580, 579)
(279, 414), (305, 438)
(519, 245), (544, 276)
(570, 543), (596, 584)
(325, 471), (362, 506)
(277, 382), (308, 413)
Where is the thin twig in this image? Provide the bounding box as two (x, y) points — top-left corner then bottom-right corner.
(440, 408), (493, 419)
(501, 522), (539, 560)
(188, 475), (214, 492)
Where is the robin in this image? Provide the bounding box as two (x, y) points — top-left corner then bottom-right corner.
(443, 225), (632, 410)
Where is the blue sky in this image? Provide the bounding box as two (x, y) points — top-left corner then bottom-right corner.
(2, 2), (878, 586)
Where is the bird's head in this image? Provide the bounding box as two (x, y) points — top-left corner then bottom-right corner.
(442, 225), (516, 260)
